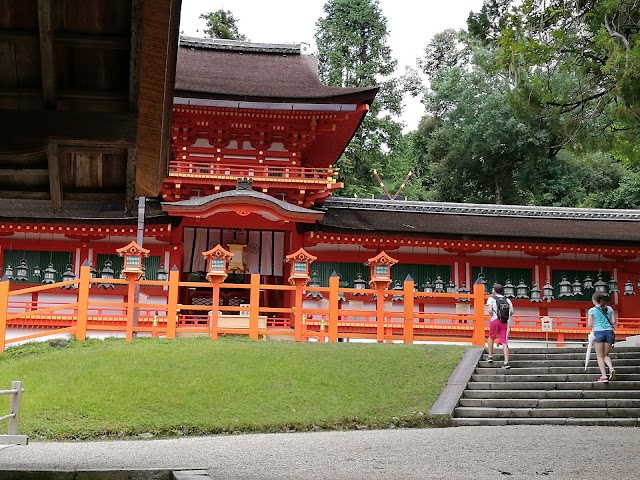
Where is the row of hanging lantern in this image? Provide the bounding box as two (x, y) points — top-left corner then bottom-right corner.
(3, 257), (168, 289)
(305, 270), (639, 302)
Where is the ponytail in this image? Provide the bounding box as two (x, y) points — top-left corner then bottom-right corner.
(592, 292), (608, 315)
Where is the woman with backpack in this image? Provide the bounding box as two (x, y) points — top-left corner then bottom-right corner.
(587, 292), (617, 382)
(486, 283), (514, 369)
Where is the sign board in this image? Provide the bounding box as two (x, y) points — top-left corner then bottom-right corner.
(541, 316), (553, 332)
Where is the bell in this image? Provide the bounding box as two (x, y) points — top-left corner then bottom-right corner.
(433, 275), (445, 293)
(583, 274), (594, 290)
(607, 276), (619, 294)
(594, 273), (608, 295)
(542, 279), (554, 301)
(530, 281), (542, 302)
(503, 278), (516, 298)
(422, 278), (433, 293)
(515, 279), (529, 299)
(558, 275), (573, 297)
(446, 279), (457, 294)
(15, 259), (29, 282)
(571, 277), (583, 296)
(305, 270), (323, 300)
(623, 280), (635, 296)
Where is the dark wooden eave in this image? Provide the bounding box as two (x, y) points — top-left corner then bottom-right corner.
(0, 0), (181, 216)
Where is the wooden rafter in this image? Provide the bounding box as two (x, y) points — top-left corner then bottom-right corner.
(125, 148), (137, 216)
(46, 141), (62, 213)
(129, 0), (143, 112)
(37, 0), (56, 109)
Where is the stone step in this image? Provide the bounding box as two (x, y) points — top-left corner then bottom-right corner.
(467, 381), (640, 390)
(458, 398), (640, 408)
(470, 373), (640, 383)
(453, 406), (640, 418)
(479, 358), (640, 368)
(482, 351), (640, 362)
(462, 389), (640, 400)
(485, 346), (638, 355)
(450, 417), (640, 427)
(475, 366), (640, 375)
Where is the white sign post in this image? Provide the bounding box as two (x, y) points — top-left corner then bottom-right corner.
(541, 316), (553, 346)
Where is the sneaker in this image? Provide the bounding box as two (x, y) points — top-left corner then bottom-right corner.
(502, 363), (510, 369)
(608, 369), (616, 380)
(597, 376), (609, 383)
(487, 355), (493, 363)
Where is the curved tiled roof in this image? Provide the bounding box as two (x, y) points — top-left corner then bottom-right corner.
(313, 198), (640, 244)
(175, 37), (378, 104)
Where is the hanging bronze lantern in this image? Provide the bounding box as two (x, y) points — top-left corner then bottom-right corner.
(571, 277), (583, 296)
(42, 263), (57, 284)
(352, 272), (367, 295)
(332, 272), (347, 302)
(503, 278), (516, 298)
(457, 281), (470, 302)
(32, 264), (41, 279)
(623, 280), (635, 296)
(515, 279), (529, 299)
(15, 259), (30, 282)
(583, 274), (594, 290)
(558, 275), (573, 297)
(530, 281), (542, 302)
(98, 260), (115, 289)
(392, 280), (403, 302)
(305, 270), (323, 300)
(607, 276), (619, 294)
(594, 273), (608, 295)
(422, 278), (433, 293)
(3, 263), (13, 280)
(542, 279), (554, 301)
(433, 274), (445, 293)
(446, 279), (456, 294)
(156, 264), (168, 282)
(60, 264), (77, 289)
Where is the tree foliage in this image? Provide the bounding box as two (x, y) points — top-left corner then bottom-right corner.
(315, 0), (404, 197)
(199, 9), (248, 41)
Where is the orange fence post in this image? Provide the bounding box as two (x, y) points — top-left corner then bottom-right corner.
(376, 284), (385, 343)
(472, 283), (486, 346)
(293, 279), (304, 342)
(248, 273), (260, 340)
(125, 278), (135, 342)
(0, 279), (8, 352)
(328, 274), (339, 343)
(166, 267), (179, 339)
(76, 262), (90, 342)
(209, 278), (222, 340)
(403, 278), (415, 344)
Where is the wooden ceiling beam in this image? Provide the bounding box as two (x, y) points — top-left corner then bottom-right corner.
(0, 169), (49, 176)
(37, 0), (56, 109)
(0, 30), (128, 50)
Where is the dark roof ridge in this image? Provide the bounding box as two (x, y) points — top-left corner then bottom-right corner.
(323, 197), (640, 221)
(179, 36), (306, 55)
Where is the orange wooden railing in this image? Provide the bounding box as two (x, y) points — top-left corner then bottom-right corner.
(1, 265), (639, 351)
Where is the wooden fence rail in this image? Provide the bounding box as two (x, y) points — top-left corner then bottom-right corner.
(0, 380), (27, 445)
(1, 264), (639, 350)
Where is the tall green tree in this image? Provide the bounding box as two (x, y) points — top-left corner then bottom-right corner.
(199, 9), (248, 41)
(315, 0), (403, 197)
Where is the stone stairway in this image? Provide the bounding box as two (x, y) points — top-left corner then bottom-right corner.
(452, 346), (640, 426)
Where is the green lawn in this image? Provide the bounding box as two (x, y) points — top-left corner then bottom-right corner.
(0, 336), (464, 440)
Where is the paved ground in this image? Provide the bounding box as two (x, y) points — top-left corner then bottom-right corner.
(1, 425), (639, 479)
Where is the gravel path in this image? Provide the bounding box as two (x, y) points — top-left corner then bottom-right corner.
(1, 426), (639, 479)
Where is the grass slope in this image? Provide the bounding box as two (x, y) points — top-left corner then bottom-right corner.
(0, 337), (464, 440)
